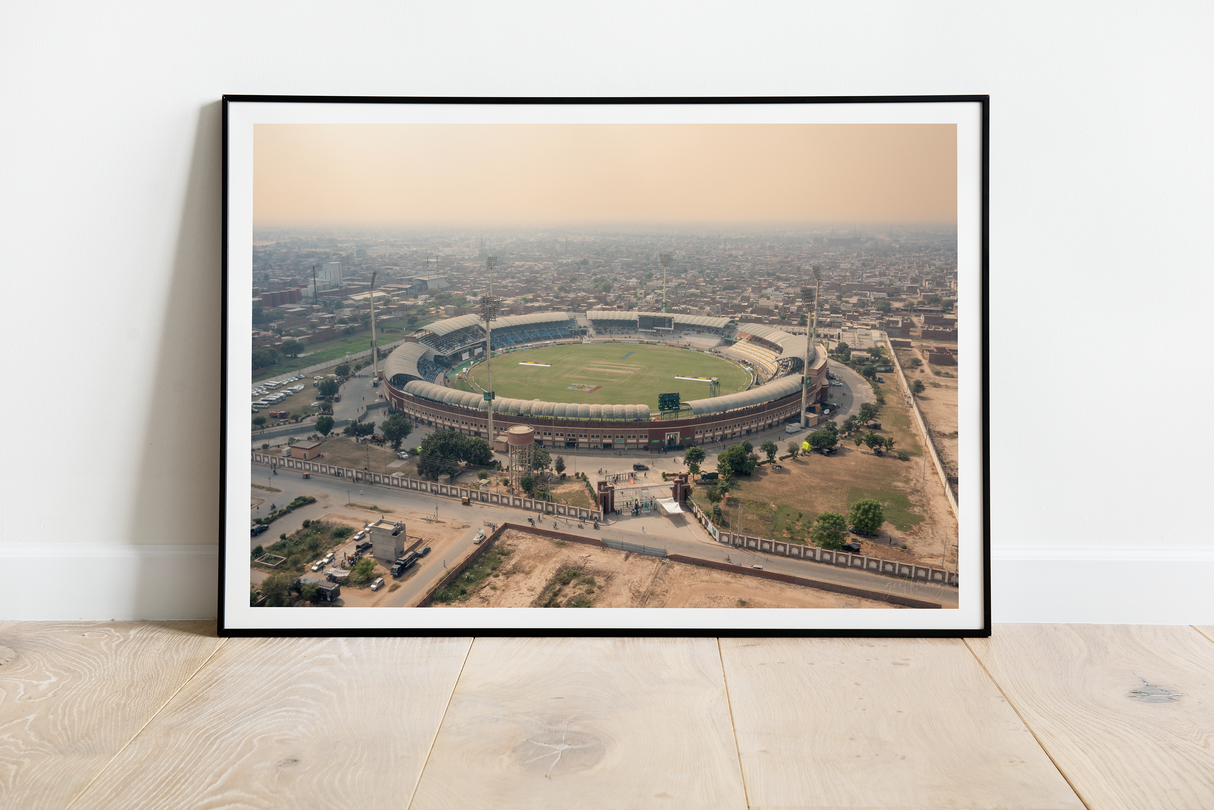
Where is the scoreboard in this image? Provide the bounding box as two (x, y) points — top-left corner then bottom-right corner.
(658, 392), (680, 412)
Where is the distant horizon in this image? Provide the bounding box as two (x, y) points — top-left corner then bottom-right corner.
(254, 124), (957, 228)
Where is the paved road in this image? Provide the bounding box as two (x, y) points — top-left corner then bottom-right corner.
(249, 462), (957, 608)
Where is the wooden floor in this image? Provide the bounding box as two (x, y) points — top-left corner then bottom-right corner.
(1, 624), (1212, 809)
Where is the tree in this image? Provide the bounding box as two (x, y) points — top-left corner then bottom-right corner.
(911, 379), (926, 394)
(760, 440), (778, 462)
(717, 444), (756, 477)
(420, 429), (466, 460)
(909, 358), (922, 368)
(683, 445), (706, 478)
(554, 456), (566, 476)
(811, 511), (848, 549)
(335, 363), (350, 376)
(418, 454), (460, 480)
(344, 421), (375, 438)
(252, 348), (281, 370)
(861, 364), (878, 380)
(252, 415), (266, 428)
(299, 580), (320, 603)
(849, 499), (884, 535)
(853, 435), (865, 450)
(864, 431), (884, 455)
(875, 300), (892, 313)
(279, 339), (303, 359)
(316, 415), (335, 436)
(858, 402), (881, 424)
(520, 476), (536, 495)
(351, 557), (376, 585)
(705, 487), (723, 505)
(461, 436), (494, 466)
(318, 379), (339, 398)
(711, 504), (724, 524)
(532, 446), (552, 474)
(884, 437), (896, 454)
(808, 429), (837, 453)
(260, 572), (294, 607)
(381, 413), (413, 450)
(740, 440), (753, 455)
(786, 440), (800, 460)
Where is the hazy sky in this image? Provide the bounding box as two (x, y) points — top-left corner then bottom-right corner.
(253, 124), (956, 227)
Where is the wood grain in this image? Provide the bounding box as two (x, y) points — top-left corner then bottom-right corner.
(411, 636), (747, 810)
(70, 635), (472, 810)
(968, 624), (1214, 810)
(1194, 625), (1214, 646)
(720, 637), (1083, 810)
(0, 621), (221, 810)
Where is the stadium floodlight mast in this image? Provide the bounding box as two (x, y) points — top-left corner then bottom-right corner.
(369, 270), (379, 380)
(480, 256), (500, 445)
(801, 265), (821, 429)
(659, 252), (671, 313)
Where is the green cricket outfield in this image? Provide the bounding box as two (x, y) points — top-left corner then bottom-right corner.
(451, 343), (751, 410)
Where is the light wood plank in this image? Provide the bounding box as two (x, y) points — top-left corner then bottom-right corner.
(720, 637), (1084, 810)
(70, 635), (472, 810)
(411, 637), (747, 810)
(1194, 626), (1214, 646)
(968, 625), (1214, 810)
(0, 621), (221, 810)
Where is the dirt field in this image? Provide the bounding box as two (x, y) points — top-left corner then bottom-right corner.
(898, 344), (959, 494)
(444, 530), (901, 609)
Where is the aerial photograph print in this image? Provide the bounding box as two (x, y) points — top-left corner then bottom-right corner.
(224, 98), (986, 634)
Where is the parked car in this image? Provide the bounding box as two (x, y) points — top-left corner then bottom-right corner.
(310, 559), (325, 572)
(841, 541), (862, 553)
(370, 577), (384, 591)
(632, 463), (649, 471)
(420, 546), (431, 557)
(473, 529), (486, 544)
(848, 526), (875, 537)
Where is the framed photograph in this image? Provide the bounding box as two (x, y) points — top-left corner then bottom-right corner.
(222, 95), (988, 636)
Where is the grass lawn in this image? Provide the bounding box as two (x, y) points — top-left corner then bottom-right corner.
(453, 343), (749, 410)
(690, 381), (930, 545)
(251, 315), (435, 383)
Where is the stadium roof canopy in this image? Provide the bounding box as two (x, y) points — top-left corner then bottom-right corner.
(401, 380), (652, 421)
(420, 314), (484, 337)
(492, 312), (573, 331)
(586, 310), (733, 329)
(735, 322), (827, 368)
(419, 311), (573, 338)
(383, 342), (429, 381)
(684, 374), (802, 416)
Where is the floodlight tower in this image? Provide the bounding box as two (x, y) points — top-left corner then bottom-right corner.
(800, 265), (821, 429)
(480, 256), (500, 445)
(369, 270), (379, 379)
(659, 253), (671, 313)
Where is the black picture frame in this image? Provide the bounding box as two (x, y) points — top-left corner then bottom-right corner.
(221, 95), (989, 636)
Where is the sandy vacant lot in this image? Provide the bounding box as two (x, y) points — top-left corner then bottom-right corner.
(448, 530), (901, 610)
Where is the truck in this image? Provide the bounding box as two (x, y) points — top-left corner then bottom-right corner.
(390, 551), (421, 577)
(785, 423), (801, 434)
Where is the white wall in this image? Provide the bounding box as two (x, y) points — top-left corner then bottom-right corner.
(2, 1), (1210, 622)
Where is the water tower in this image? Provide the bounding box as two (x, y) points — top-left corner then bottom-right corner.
(506, 425), (535, 492)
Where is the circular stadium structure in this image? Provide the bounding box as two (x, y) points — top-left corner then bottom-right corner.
(383, 310), (830, 452)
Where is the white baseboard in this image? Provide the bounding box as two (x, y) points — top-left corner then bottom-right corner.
(3, 545), (1210, 624)
(992, 547), (1214, 624)
(3, 545), (219, 622)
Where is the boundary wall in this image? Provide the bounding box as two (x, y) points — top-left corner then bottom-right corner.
(686, 500), (958, 587)
(418, 522), (940, 609)
(251, 453), (603, 521)
(886, 335), (959, 519)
